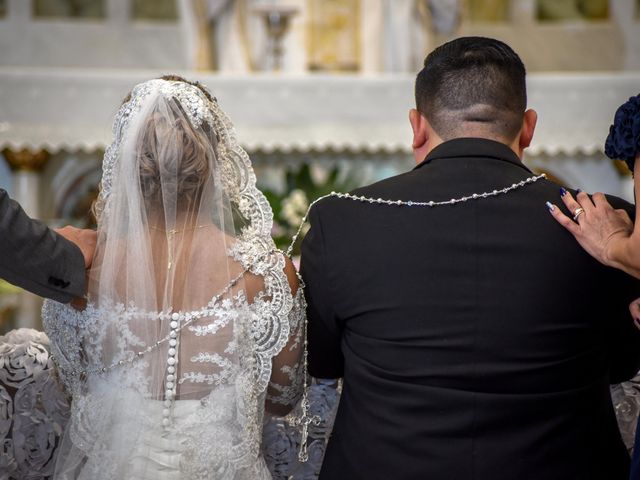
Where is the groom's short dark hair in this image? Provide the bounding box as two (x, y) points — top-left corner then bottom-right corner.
(415, 37), (527, 142)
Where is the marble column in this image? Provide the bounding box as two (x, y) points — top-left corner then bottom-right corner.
(3, 148), (50, 330)
(360, 0), (384, 73)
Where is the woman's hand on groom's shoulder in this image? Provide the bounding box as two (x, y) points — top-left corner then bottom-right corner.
(547, 189), (634, 270)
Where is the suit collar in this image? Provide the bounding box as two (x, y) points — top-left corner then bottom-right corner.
(413, 138), (532, 174)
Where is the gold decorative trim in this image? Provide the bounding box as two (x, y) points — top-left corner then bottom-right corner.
(2, 148), (50, 172)
(307, 0), (361, 72)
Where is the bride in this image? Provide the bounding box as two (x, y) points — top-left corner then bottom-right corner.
(42, 76), (304, 479)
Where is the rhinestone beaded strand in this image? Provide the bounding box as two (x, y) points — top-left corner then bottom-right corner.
(286, 173), (546, 257)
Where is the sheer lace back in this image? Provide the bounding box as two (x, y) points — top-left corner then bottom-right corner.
(42, 78), (303, 479)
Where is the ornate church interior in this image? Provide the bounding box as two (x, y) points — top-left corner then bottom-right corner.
(1, 1), (640, 478)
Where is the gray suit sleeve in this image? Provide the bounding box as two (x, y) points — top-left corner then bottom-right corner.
(0, 188), (86, 303)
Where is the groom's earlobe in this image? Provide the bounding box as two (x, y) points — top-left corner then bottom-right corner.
(409, 109), (425, 146)
(519, 109), (538, 150)
(409, 109), (428, 162)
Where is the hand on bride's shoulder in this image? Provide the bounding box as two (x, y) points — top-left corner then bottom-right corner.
(56, 226), (97, 269)
(69, 295), (87, 311)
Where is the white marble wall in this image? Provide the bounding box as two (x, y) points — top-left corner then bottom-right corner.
(525, 152), (635, 202)
(0, 0), (186, 69)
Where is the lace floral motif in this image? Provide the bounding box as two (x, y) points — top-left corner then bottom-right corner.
(188, 297), (238, 336)
(267, 292), (305, 407)
(267, 366), (304, 407)
(42, 279), (299, 478)
(42, 299), (150, 394)
(229, 240), (295, 393)
(182, 353), (237, 386)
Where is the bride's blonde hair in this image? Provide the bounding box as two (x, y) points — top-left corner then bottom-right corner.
(92, 75), (217, 221)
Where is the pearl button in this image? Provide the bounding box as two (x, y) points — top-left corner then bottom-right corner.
(169, 339), (177, 347)
(170, 321), (178, 329)
(166, 382), (174, 389)
(167, 358), (176, 366)
(169, 331), (177, 338)
(164, 400), (171, 407)
(162, 408), (170, 416)
(171, 312), (179, 321)
(167, 366), (175, 374)
(166, 390), (174, 398)
(162, 418), (170, 426)
(167, 374), (175, 382)
(168, 348), (176, 356)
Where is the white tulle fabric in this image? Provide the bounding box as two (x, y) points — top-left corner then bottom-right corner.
(42, 79), (303, 479)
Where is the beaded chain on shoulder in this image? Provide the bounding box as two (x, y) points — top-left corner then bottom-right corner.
(285, 173), (546, 256)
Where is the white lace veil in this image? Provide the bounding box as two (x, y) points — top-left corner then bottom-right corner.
(45, 78), (302, 479)
(92, 78), (264, 396)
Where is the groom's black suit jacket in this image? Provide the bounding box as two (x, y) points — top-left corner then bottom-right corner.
(301, 138), (640, 480)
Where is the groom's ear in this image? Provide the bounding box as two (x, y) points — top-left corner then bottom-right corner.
(518, 109), (538, 150)
(409, 109), (429, 164)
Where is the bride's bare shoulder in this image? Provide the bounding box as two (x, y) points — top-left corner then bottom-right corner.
(282, 255), (299, 296)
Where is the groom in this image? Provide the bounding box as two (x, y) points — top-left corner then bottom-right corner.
(301, 37), (640, 479)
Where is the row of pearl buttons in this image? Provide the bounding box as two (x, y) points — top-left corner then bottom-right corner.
(162, 313), (180, 427)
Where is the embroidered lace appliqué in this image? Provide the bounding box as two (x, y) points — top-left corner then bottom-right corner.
(42, 256), (303, 479)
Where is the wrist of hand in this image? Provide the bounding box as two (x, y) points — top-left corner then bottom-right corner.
(603, 231), (634, 270)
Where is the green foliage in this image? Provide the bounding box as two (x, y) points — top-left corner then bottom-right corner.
(263, 164), (358, 255)
(0, 280), (20, 295)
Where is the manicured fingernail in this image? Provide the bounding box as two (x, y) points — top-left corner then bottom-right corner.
(576, 188), (582, 194)
(560, 187), (567, 196)
(545, 201), (555, 212)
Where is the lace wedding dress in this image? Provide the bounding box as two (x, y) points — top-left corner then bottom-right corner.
(41, 78), (303, 479)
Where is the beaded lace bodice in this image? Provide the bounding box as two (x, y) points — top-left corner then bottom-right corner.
(42, 250), (304, 479)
